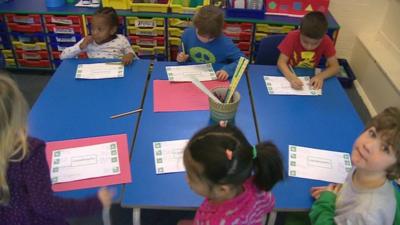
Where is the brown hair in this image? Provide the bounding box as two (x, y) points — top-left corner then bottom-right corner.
(193, 5), (224, 39)
(366, 107), (400, 180)
(94, 7), (119, 30)
(300, 11), (328, 39)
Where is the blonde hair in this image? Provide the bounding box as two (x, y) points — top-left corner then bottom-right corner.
(0, 75), (29, 205)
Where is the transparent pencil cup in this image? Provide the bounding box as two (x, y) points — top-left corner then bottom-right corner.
(208, 87), (241, 123)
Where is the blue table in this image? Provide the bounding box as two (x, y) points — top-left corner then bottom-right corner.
(247, 65), (364, 211)
(121, 61), (257, 213)
(28, 58), (151, 200)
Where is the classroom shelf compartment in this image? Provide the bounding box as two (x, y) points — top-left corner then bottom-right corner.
(49, 41), (76, 51)
(225, 0), (265, 19)
(0, 32), (12, 49)
(168, 27), (184, 37)
(255, 32), (268, 41)
(168, 37), (181, 46)
(13, 41), (47, 51)
(131, 0), (169, 13)
(224, 31), (251, 42)
(15, 50), (49, 60)
(132, 45), (165, 56)
(8, 23), (43, 33)
(168, 18), (191, 28)
(169, 0), (208, 14)
(48, 33), (83, 44)
(127, 26), (165, 37)
(46, 24), (85, 35)
(44, 15), (83, 26)
(126, 17), (165, 28)
(5, 14), (41, 24)
(5, 58), (16, 67)
(10, 32), (46, 43)
(255, 24), (295, 33)
(236, 42), (250, 51)
(224, 22), (253, 33)
(1, 49), (13, 58)
(102, 0), (132, 10)
(17, 59), (51, 68)
(129, 35), (164, 47)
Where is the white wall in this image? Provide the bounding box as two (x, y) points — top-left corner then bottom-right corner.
(380, 0), (400, 51)
(329, 0), (389, 60)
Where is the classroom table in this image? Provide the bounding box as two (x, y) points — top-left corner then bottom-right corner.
(121, 61), (258, 223)
(247, 65), (364, 213)
(28, 58), (151, 200)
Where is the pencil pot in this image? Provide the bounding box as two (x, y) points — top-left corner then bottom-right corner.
(209, 87), (241, 124)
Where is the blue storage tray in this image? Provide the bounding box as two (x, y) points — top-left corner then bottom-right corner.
(225, 0), (265, 19)
(10, 32), (46, 43)
(48, 33), (82, 44)
(49, 41), (75, 51)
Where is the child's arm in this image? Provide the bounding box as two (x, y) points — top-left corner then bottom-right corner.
(220, 40), (244, 80)
(121, 36), (138, 65)
(277, 53), (304, 90)
(310, 56), (340, 89)
(60, 36), (92, 60)
(23, 138), (106, 218)
(309, 191), (337, 225)
(176, 31), (189, 63)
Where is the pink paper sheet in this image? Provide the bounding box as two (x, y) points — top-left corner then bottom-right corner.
(153, 80), (229, 112)
(45, 134), (132, 192)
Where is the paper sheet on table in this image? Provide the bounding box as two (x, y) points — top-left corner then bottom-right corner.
(50, 142), (120, 184)
(153, 80), (229, 112)
(75, 63), (124, 79)
(166, 63), (217, 82)
(46, 134), (131, 192)
(288, 145), (352, 183)
(153, 140), (188, 174)
(75, 0), (100, 8)
(264, 76), (322, 96)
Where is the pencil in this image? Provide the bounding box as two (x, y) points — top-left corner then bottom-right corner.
(110, 108), (142, 119)
(181, 41), (185, 55)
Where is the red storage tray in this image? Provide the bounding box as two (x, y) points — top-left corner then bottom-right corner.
(15, 50), (49, 60)
(17, 59), (51, 68)
(8, 23), (43, 32)
(237, 42), (251, 51)
(5, 14), (41, 24)
(224, 23), (253, 33)
(224, 31), (251, 42)
(52, 51), (87, 59)
(129, 35), (164, 47)
(46, 24), (84, 34)
(44, 15), (83, 25)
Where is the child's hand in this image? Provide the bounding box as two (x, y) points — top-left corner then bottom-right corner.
(176, 52), (189, 63)
(311, 183), (342, 200)
(122, 53), (134, 65)
(97, 187), (115, 208)
(310, 74), (324, 90)
(216, 70), (229, 80)
(79, 36), (93, 50)
(288, 77), (304, 90)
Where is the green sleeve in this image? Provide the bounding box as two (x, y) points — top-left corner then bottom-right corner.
(309, 191), (337, 225)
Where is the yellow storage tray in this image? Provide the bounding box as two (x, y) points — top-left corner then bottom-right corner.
(12, 41), (47, 51)
(168, 37), (181, 46)
(5, 58), (16, 67)
(255, 33), (268, 41)
(1, 49), (13, 58)
(255, 24), (295, 34)
(131, 0), (169, 13)
(169, 0), (209, 14)
(168, 27), (183, 37)
(132, 45), (165, 56)
(168, 18), (191, 28)
(127, 26), (164, 36)
(126, 17), (164, 27)
(102, 0), (131, 10)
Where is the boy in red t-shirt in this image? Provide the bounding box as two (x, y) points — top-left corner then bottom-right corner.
(277, 11), (340, 90)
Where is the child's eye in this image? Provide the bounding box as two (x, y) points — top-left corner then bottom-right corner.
(381, 144), (391, 154)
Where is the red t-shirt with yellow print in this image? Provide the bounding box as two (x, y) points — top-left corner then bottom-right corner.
(278, 30), (336, 68)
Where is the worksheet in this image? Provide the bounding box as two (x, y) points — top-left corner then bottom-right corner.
(264, 76), (322, 96)
(50, 142), (120, 184)
(153, 139), (188, 174)
(288, 145), (352, 183)
(166, 64), (217, 82)
(75, 63), (124, 79)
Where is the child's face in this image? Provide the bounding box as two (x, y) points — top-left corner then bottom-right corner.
(351, 127), (397, 174)
(90, 16), (117, 44)
(195, 29), (215, 43)
(300, 34), (322, 50)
